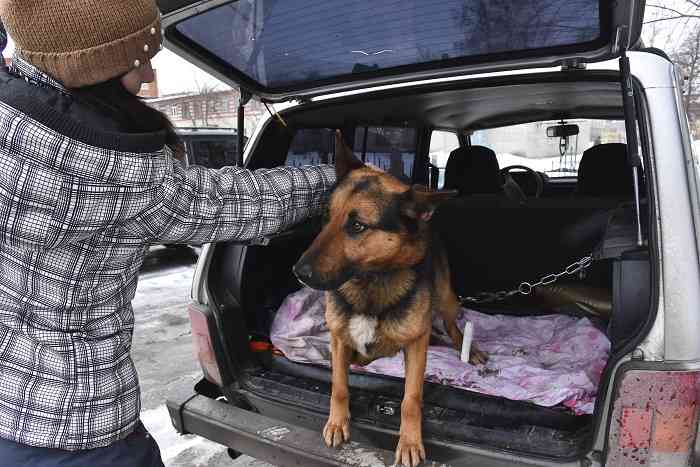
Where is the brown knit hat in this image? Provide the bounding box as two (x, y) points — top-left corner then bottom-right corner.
(0, 0), (162, 88)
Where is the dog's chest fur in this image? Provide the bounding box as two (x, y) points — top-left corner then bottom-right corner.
(327, 279), (433, 364)
(348, 315), (378, 356)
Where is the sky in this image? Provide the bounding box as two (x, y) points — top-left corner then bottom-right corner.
(2, 1), (698, 95)
(641, 0), (700, 51)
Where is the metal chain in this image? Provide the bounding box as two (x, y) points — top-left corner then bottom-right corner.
(459, 254), (594, 305)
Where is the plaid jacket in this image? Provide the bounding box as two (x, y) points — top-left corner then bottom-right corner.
(0, 57), (335, 450)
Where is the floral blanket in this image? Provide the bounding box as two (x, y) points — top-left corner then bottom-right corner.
(270, 287), (610, 414)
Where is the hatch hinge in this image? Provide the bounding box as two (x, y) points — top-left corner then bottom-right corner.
(260, 95), (312, 106)
(619, 46), (644, 247)
(613, 26), (630, 56)
(236, 89), (252, 166)
(293, 96), (313, 105)
(561, 59), (586, 71)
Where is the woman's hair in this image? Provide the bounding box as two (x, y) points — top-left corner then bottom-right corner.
(70, 78), (182, 153)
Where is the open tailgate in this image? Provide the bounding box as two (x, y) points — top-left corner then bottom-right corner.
(160, 0), (645, 102)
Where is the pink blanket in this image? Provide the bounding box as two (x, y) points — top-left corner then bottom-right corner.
(270, 287), (610, 415)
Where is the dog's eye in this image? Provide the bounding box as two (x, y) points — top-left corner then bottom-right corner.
(350, 221), (367, 234)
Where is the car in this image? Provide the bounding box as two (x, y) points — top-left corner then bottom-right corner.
(175, 127), (246, 169)
(156, 128), (246, 250)
(159, 1), (700, 466)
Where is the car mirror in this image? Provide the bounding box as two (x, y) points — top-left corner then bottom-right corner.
(546, 124), (579, 138)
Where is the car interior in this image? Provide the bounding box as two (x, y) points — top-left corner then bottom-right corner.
(202, 71), (654, 460)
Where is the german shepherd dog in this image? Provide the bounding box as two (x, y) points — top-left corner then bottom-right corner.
(293, 131), (487, 467)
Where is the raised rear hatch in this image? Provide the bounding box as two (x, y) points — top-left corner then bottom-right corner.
(159, 0), (645, 102)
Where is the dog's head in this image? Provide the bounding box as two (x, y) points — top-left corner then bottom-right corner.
(293, 130), (457, 290)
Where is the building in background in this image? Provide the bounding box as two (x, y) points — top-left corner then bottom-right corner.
(146, 88), (265, 135)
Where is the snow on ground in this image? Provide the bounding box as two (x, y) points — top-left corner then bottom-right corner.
(132, 246), (275, 467)
(141, 404), (230, 466)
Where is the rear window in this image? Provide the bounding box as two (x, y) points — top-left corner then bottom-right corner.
(471, 119), (627, 177)
(285, 128), (336, 167)
(354, 127), (415, 183)
(429, 130), (460, 188)
(285, 126), (415, 182)
(187, 137), (238, 169)
(174, 0), (604, 92)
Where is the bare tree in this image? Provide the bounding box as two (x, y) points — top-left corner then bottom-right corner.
(457, 0), (597, 54)
(673, 25), (700, 133)
(192, 75), (221, 127)
(644, 10), (664, 47)
(645, 1), (700, 24)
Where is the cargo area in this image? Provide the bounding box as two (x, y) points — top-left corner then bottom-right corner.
(201, 76), (655, 461)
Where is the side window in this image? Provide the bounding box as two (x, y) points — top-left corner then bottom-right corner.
(429, 130), (459, 188)
(353, 127), (416, 183)
(190, 138), (238, 169)
(285, 128), (336, 167)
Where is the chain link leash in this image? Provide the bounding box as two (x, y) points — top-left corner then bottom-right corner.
(459, 254), (594, 305)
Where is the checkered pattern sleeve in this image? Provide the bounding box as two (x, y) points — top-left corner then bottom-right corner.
(0, 54), (340, 451)
(127, 161), (336, 244)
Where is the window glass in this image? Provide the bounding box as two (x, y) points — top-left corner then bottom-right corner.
(285, 127), (416, 182)
(189, 138), (238, 169)
(429, 130), (459, 188)
(471, 119), (627, 177)
(176, 0), (602, 91)
(181, 103), (191, 119)
(353, 127), (415, 183)
(285, 128), (336, 167)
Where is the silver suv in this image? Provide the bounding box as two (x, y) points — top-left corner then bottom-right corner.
(161, 1), (700, 465)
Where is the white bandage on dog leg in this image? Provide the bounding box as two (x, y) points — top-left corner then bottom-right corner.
(460, 321), (474, 363)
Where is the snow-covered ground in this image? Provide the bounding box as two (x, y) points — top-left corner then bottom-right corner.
(131, 246), (274, 467)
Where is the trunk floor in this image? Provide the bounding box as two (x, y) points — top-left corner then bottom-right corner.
(270, 287), (610, 415)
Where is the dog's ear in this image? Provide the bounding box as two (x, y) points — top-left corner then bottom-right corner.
(334, 130), (364, 181)
(401, 185), (458, 222)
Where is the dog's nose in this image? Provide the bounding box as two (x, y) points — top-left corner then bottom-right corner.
(293, 262), (313, 283)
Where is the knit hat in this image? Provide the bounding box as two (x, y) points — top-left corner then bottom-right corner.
(0, 0), (162, 88)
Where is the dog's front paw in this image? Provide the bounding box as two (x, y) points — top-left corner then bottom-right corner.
(469, 345), (489, 365)
(323, 414), (350, 448)
(394, 435), (426, 467)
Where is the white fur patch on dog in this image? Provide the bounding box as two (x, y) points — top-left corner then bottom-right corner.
(348, 315), (378, 356)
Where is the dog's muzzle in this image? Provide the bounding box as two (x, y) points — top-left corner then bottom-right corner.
(293, 258), (351, 291)
(292, 261), (314, 286)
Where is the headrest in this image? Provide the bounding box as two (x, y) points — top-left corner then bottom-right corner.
(577, 143), (638, 198)
(443, 145), (502, 195)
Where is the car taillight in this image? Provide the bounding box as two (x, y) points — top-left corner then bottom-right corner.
(606, 369), (700, 466)
(188, 304), (223, 387)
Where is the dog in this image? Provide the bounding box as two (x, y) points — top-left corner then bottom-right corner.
(293, 130), (487, 467)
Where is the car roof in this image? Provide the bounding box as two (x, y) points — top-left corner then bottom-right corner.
(286, 73), (623, 131)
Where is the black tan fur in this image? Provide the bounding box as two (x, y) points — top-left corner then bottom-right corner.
(293, 130), (487, 467)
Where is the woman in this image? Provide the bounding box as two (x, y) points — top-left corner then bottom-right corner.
(0, 1), (335, 465)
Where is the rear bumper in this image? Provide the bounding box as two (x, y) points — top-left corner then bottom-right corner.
(166, 381), (584, 467)
(166, 384), (402, 467)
